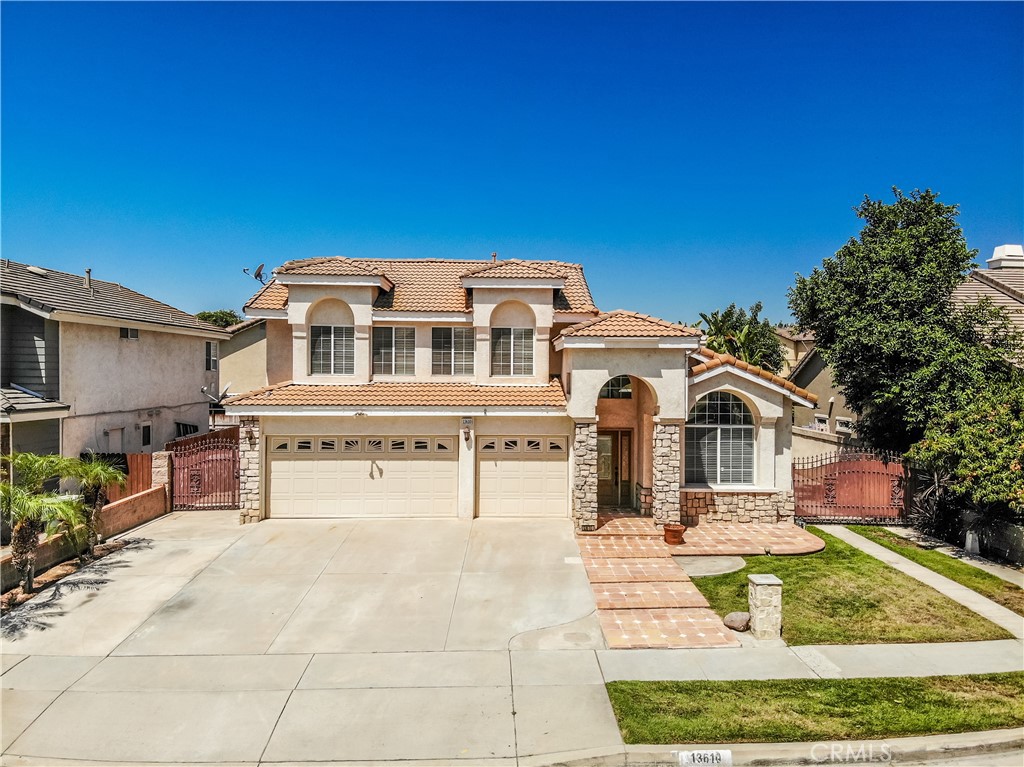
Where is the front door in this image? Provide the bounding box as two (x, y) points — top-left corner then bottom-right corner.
(597, 430), (632, 507)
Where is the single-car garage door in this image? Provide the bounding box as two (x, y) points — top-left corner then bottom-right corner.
(268, 436), (458, 518)
(477, 435), (569, 517)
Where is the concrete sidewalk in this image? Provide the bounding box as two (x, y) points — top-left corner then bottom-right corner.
(884, 525), (1024, 588)
(820, 525), (1024, 639)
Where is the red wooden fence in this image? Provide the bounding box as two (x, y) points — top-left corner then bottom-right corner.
(106, 453), (153, 503)
(793, 450), (906, 523)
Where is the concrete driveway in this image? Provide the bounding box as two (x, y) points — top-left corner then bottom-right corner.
(0, 511), (622, 765)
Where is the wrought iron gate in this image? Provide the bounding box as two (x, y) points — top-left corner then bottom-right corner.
(168, 426), (240, 510)
(793, 450), (906, 523)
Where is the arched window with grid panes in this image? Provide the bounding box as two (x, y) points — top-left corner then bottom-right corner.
(685, 392), (754, 484)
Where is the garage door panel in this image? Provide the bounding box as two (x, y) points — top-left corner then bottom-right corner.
(270, 438), (457, 518)
(477, 437), (568, 518)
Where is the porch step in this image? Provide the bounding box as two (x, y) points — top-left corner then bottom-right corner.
(598, 608), (741, 649)
(592, 581), (710, 610)
(583, 557), (691, 583)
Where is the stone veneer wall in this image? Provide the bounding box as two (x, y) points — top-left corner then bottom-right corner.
(681, 490), (795, 526)
(572, 423), (598, 531)
(652, 422), (681, 526)
(239, 417), (262, 524)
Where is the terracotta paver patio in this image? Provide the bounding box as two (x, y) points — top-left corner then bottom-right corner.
(598, 607), (741, 649)
(577, 514), (824, 649)
(592, 581), (709, 610)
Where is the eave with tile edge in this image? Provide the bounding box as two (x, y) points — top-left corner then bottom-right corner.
(222, 378), (569, 415)
(689, 346), (819, 407)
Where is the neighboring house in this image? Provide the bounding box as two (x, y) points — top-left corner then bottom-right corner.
(223, 256), (817, 530)
(787, 347), (857, 458)
(773, 325), (816, 376)
(951, 244), (1024, 337)
(219, 317), (270, 399)
(1, 260), (229, 459)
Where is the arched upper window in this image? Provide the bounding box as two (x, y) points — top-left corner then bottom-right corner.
(308, 299), (355, 376)
(685, 392), (754, 484)
(599, 375), (633, 399)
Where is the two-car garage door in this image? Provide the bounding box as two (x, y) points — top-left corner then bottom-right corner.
(267, 433), (568, 518)
(269, 436), (458, 518)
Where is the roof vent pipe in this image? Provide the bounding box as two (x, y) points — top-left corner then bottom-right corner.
(491, 251), (498, 263)
(84, 268), (92, 290)
(987, 244), (1024, 270)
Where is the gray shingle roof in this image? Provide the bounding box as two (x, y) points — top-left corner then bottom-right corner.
(1, 260), (226, 335)
(952, 269), (1024, 333)
(0, 386), (70, 420)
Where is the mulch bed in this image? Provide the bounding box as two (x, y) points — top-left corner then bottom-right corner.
(1, 539), (130, 614)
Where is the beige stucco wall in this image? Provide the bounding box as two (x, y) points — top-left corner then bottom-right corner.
(220, 323), (268, 396)
(266, 320), (293, 385)
(564, 347), (690, 420)
(58, 322), (216, 457)
(791, 353), (855, 432)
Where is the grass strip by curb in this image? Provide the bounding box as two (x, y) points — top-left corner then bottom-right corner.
(607, 673), (1024, 744)
(691, 526), (1011, 644)
(848, 525), (1024, 617)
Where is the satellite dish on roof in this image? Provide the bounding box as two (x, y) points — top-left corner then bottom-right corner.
(242, 263), (268, 284)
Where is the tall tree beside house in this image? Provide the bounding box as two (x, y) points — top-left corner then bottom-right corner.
(195, 309), (243, 328)
(788, 188), (1021, 454)
(1, 453), (84, 592)
(693, 302), (786, 374)
(67, 454), (125, 562)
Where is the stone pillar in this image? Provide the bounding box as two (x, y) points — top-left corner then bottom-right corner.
(238, 417), (263, 524)
(652, 420), (681, 526)
(572, 421), (598, 531)
(748, 574), (783, 640)
(151, 450), (172, 513)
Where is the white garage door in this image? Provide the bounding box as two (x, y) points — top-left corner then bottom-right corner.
(477, 436), (569, 517)
(268, 436), (458, 518)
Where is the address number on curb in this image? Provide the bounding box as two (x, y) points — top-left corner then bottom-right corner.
(676, 750), (733, 766)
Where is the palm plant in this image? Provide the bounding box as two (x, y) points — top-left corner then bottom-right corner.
(1, 470), (83, 592)
(68, 454), (126, 561)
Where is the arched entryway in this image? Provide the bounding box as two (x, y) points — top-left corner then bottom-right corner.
(595, 374), (658, 513)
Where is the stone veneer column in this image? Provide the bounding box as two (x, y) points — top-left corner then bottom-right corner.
(238, 417), (263, 524)
(748, 574), (783, 640)
(151, 450), (172, 513)
(572, 422), (598, 531)
(651, 420), (682, 526)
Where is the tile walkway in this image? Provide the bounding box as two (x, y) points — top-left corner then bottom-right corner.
(578, 514), (824, 649)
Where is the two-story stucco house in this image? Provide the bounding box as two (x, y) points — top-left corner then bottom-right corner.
(224, 256), (817, 530)
(1, 260), (229, 459)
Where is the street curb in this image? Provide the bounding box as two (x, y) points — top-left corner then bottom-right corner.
(530, 727), (1023, 766)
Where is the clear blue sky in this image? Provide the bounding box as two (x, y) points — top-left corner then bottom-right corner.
(3, 2), (1021, 323)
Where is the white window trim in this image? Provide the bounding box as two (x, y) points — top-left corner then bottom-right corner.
(310, 325), (355, 376)
(431, 326), (475, 376)
(372, 326), (416, 376)
(205, 341), (219, 371)
(490, 327), (534, 377)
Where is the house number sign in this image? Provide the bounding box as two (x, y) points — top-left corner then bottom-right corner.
(676, 750), (733, 766)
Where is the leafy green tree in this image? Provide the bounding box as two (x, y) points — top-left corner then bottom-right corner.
(195, 309), (243, 328)
(788, 188), (1021, 453)
(693, 302), (785, 373)
(908, 378), (1024, 513)
(67, 455), (126, 562)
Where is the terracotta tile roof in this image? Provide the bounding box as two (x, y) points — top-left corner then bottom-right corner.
(1, 260), (226, 335)
(276, 257), (388, 278)
(242, 258), (598, 315)
(244, 281), (289, 312)
(560, 310), (702, 338)
(225, 317), (265, 334)
(462, 259), (570, 280)
(223, 379), (568, 408)
(689, 347), (819, 404)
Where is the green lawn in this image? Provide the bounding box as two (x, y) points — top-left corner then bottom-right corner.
(607, 673), (1024, 744)
(691, 527), (1011, 645)
(848, 525), (1024, 618)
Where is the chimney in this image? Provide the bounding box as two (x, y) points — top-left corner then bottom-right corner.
(491, 251), (498, 263)
(986, 244), (1024, 270)
(84, 268), (92, 290)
